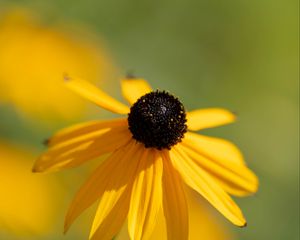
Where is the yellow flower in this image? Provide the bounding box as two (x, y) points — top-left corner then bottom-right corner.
(33, 76), (258, 240)
(0, 9), (115, 122)
(0, 141), (63, 236)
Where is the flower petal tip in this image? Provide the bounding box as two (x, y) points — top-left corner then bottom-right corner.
(230, 111), (238, 120)
(125, 70), (137, 79)
(31, 165), (40, 173)
(63, 221), (71, 234)
(43, 138), (50, 146)
(63, 227), (68, 235)
(63, 73), (71, 81)
(249, 173), (259, 194)
(230, 110), (238, 116)
(32, 162), (46, 173)
(240, 222), (247, 228)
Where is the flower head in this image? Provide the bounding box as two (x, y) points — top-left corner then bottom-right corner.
(33, 76), (258, 240)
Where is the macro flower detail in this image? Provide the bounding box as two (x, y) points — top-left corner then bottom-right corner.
(33, 76), (258, 240)
(128, 90), (187, 149)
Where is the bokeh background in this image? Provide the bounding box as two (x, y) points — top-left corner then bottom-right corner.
(0, 0), (298, 240)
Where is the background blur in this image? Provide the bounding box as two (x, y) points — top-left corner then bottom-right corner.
(0, 0), (298, 240)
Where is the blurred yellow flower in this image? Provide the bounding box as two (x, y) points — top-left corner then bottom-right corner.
(0, 141), (63, 237)
(0, 9), (116, 122)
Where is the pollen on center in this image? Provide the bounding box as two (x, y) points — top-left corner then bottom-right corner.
(128, 90), (187, 150)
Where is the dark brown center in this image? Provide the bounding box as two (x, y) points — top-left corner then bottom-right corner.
(128, 91), (187, 150)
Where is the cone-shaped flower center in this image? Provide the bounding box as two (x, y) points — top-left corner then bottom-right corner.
(128, 91), (187, 150)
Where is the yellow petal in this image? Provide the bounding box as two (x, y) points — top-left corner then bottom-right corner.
(183, 131), (245, 165)
(186, 108), (236, 131)
(64, 140), (142, 233)
(180, 144), (258, 196)
(128, 149), (163, 240)
(64, 75), (130, 114)
(121, 78), (152, 105)
(89, 142), (146, 239)
(33, 125), (131, 172)
(89, 184), (131, 240)
(47, 118), (127, 147)
(182, 132), (258, 196)
(161, 151), (189, 240)
(116, 190), (236, 240)
(171, 147), (247, 227)
(130, 188), (236, 240)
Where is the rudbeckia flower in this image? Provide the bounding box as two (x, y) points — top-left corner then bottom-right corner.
(33, 76), (258, 240)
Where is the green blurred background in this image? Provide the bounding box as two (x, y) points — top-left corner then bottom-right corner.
(0, 0), (298, 239)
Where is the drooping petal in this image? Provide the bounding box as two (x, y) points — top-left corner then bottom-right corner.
(64, 75), (130, 114)
(89, 142), (146, 240)
(47, 118), (127, 147)
(179, 144), (258, 196)
(89, 186), (131, 240)
(64, 140), (143, 233)
(183, 131), (245, 165)
(186, 108), (236, 131)
(161, 151), (189, 240)
(121, 78), (152, 105)
(170, 147), (246, 227)
(33, 125), (131, 172)
(128, 149), (163, 240)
